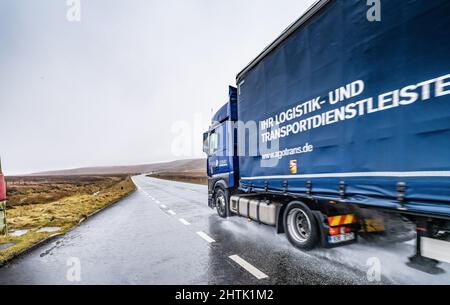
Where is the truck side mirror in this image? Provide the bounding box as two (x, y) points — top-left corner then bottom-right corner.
(202, 132), (209, 154)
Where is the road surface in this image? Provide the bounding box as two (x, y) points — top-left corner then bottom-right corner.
(0, 175), (449, 284)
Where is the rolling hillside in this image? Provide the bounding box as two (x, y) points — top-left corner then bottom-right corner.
(30, 159), (206, 176)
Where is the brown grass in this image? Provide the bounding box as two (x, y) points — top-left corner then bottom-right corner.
(147, 172), (207, 185)
(5, 175), (126, 207)
(0, 175), (136, 265)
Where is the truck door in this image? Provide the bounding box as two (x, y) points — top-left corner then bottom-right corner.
(208, 123), (230, 177)
(208, 128), (220, 176)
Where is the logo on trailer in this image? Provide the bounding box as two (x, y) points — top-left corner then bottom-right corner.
(289, 160), (298, 174)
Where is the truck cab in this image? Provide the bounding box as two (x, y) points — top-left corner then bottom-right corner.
(203, 86), (238, 217)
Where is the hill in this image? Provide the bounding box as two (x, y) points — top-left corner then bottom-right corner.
(30, 159), (206, 176)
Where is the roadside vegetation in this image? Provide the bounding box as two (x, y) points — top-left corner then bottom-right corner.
(147, 171), (207, 185)
(0, 175), (135, 265)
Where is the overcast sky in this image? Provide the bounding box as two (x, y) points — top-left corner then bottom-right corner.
(0, 0), (316, 175)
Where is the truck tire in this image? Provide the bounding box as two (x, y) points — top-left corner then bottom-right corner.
(284, 201), (319, 250)
(215, 187), (229, 218)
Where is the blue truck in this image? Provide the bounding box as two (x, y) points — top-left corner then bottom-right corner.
(203, 0), (450, 273)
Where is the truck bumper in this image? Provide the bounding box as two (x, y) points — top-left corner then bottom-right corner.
(314, 211), (359, 248)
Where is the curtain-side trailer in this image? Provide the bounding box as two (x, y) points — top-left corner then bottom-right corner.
(203, 0), (450, 274)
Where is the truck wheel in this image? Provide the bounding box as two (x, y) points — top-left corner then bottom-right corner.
(215, 188), (229, 218)
(284, 202), (319, 250)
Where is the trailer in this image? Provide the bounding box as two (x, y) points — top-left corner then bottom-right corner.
(203, 0), (450, 274)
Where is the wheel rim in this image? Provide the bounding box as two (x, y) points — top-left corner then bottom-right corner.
(216, 194), (226, 215)
(287, 208), (311, 243)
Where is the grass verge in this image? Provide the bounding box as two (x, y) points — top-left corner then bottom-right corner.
(147, 173), (207, 185)
(0, 176), (136, 265)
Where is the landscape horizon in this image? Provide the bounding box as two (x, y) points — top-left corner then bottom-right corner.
(11, 158), (206, 177)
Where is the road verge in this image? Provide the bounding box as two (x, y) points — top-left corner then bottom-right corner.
(0, 176), (136, 267)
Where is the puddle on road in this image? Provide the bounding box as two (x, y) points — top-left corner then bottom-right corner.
(9, 229), (29, 237)
(0, 243), (16, 251)
(37, 227), (61, 233)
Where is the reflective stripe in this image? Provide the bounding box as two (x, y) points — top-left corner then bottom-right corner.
(241, 171), (450, 180)
(328, 214), (356, 227)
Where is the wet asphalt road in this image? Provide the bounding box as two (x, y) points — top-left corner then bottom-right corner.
(0, 175), (449, 285)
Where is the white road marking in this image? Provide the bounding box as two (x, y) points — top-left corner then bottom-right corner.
(196, 231), (215, 243)
(229, 255), (268, 280)
(156, 200), (161, 204)
(179, 218), (191, 226)
(160, 204), (167, 209)
(404, 239), (416, 246)
(168, 210), (176, 215)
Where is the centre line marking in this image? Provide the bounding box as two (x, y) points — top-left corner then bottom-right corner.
(160, 204), (167, 209)
(196, 231), (215, 243)
(155, 200), (161, 204)
(179, 218), (191, 226)
(229, 255), (268, 280)
(168, 210), (176, 215)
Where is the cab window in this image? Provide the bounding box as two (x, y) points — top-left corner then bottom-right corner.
(209, 132), (219, 155)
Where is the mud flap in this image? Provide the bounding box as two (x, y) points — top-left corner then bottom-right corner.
(276, 204), (286, 234)
(208, 193), (215, 209)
